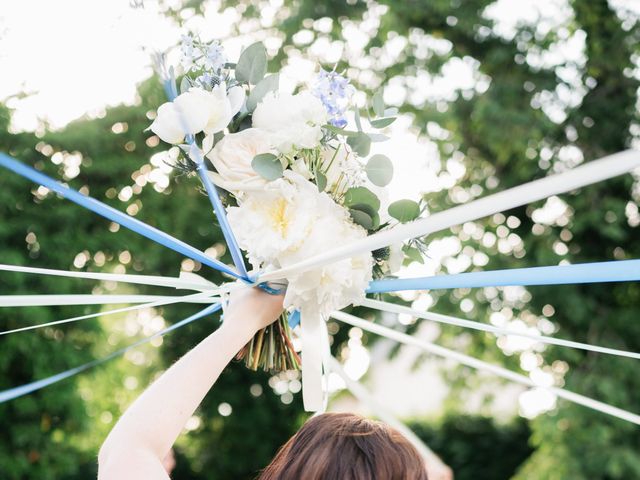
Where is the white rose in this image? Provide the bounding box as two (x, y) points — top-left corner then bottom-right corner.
(252, 91), (328, 154)
(206, 128), (275, 194)
(149, 84), (245, 144)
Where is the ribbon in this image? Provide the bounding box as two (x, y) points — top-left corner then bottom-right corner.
(368, 259), (640, 293)
(362, 299), (640, 359)
(0, 294), (220, 307)
(300, 308), (325, 411)
(258, 150), (640, 283)
(0, 303), (221, 403)
(0, 291), (219, 336)
(0, 153), (240, 278)
(331, 310), (640, 425)
(161, 76), (249, 280)
(0, 263), (219, 291)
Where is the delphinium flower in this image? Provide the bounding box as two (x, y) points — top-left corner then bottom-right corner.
(313, 69), (354, 128)
(180, 34), (228, 75)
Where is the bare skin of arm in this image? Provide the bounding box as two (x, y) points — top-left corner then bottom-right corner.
(98, 287), (283, 480)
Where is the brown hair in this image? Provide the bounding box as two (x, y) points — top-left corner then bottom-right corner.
(258, 413), (428, 480)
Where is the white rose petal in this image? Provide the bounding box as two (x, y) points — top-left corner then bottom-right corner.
(252, 90), (328, 154)
(206, 128), (275, 194)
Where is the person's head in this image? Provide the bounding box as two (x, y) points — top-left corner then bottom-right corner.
(258, 412), (428, 480)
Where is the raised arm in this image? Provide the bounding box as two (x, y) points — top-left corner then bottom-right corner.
(98, 287), (283, 480)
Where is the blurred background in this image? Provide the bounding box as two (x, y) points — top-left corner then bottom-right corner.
(1, 0), (639, 478)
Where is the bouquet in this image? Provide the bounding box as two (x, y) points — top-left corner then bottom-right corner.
(148, 35), (425, 372)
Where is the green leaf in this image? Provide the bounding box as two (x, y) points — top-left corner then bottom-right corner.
(370, 117), (396, 129)
(365, 154), (394, 187)
(316, 171), (327, 192)
(251, 153), (283, 180)
(403, 245), (424, 264)
(180, 76), (191, 95)
(235, 42), (268, 85)
(368, 133), (390, 142)
(349, 203), (380, 230)
(354, 108), (363, 131)
(388, 199), (421, 223)
(349, 208), (374, 230)
(347, 132), (371, 156)
(247, 74), (279, 111)
(324, 125), (359, 137)
(344, 186), (380, 211)
(384, 107), (399, 117)
(372, 91), (385, 117)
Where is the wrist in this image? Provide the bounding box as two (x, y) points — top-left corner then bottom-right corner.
(218, 311), (260, 340)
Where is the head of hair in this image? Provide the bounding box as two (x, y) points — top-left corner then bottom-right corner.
(257, 412), (428, 480)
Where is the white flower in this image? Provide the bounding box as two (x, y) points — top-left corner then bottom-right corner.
(252, 91), (328, 154)
(228, 170), (373, 316)
(320, 141), (364, 194)
(149, 84), (245, 144)
(206, 128), (276, 194)
(226, 171), (318, 266)
(387, 243), (404, 274)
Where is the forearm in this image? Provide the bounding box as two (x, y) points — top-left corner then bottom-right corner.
(99, 318), (254, 462)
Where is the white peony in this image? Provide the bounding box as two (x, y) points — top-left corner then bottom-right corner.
(149, 84), (245, 144)
(226, 171), (318, 267)
(252, 91), (328, 154)
(206, 128), (276, 194)
(227, 170), (373, 316)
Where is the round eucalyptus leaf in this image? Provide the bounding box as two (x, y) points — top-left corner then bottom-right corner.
(349, 208), (374, 230)
(236, 42), (267, 85)
(251, 153), (283, 181)
(344, 186), (381, 212)
(349, 203), (380, 229)
(365, 154), (394, 187)
(388, 199), (420, 223)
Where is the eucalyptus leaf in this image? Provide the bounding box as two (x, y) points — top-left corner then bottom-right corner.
(372, 91), (385, 117)
(354, 108), (363, 132)
(180, 76), (191, 95)
(384, 107), (399, 116)
(388, 199), (421, 223)
(349, 209), (374, 230)
(403, 245), (425, 264)
(344, 186), (381, 211)
(252, 153), (283, 181)
(365, 154), (394, 187)
(316, 171), (327, 192)
(368, 133), (390, 142)
(247, 74), (279, 111)
(347, 132), (372, 156)
(349, 203), (380, 229)
(324, 125), (359, 137)
(236, 42), (267, 85)
(370, 117), (396, 129)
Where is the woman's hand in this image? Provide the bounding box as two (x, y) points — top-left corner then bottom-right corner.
(221, 286), (285, 337)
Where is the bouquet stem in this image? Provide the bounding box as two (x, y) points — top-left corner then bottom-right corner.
(236, 312), (301, 372)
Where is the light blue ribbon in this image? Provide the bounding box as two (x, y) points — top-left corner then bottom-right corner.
(367, 259), (640, 293)
(163, 76), (249, 279)
(0, 153), (239, 278)
(0, 303), (221, 403)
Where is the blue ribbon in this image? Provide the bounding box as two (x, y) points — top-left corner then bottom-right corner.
(0, 153), (240, 279)
(163, 77), (249, 279)
(0, 303), (221, 403)
(367, 259), (640, 294)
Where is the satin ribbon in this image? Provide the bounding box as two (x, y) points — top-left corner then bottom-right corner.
(161, 77), (249, 280)
(368, 259), (640, 293)
(0, 294), (220, 307)
(258, 150), (640, 283)
(0, 303), (221, 403)
(300, 308), (325, 411)
(362, 299), (640, 359)
(331, 310), (640, 425)
(0, 153), (240, 278)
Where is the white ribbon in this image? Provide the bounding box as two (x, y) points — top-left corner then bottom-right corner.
(259, 150), (640, 283)
(331, 310), (640, 425)
(363, 299), (640, 359)
(0, 291), (220, 335)
(0, 294), (221, 307)
(0, 263), (219, 291)
(300, 308), (326, 412)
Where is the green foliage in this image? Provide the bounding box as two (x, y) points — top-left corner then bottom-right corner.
(410, 415), (533, 480)
(252, 153), (283, 180)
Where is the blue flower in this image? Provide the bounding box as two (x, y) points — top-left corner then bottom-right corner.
(313, 69), (353, 128)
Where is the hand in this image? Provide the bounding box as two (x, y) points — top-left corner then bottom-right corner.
(221, 286), (285, 336)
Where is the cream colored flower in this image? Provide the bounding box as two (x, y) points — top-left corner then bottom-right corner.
(206, 128), (275, 194)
